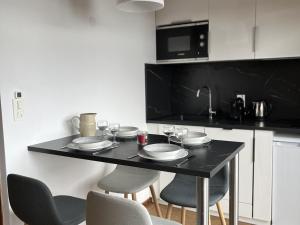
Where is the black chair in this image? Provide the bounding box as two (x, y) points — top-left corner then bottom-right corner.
(7, 174), (86, 225)
(160, 164), (229, 225)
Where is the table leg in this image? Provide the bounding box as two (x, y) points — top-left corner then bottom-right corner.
(196, 177), (209, 225)
(229, 155), (239, 225)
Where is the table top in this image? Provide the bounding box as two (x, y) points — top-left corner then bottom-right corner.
(28, 134), (244, 178)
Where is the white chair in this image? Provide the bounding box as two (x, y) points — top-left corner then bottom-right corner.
(86, 191), (180, 225)
(97, 165), (162, 217)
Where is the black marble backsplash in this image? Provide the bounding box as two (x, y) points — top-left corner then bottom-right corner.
(146, 59), (300, 121)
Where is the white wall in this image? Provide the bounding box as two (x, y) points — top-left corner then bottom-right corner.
(0, 98), (9, 225)
(0, 0), (156, 224)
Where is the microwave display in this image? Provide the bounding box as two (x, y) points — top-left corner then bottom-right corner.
(156, 21), (208, 62)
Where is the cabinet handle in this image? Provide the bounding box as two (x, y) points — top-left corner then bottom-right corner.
(252, 26), (257, 53)
(208, 30), (211, 57)
(252, 135), (255, 163)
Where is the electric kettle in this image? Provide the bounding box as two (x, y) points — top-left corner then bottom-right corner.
(252, 101), (272, 120)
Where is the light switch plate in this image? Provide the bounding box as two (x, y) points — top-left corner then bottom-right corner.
(13, 94), (24, 121)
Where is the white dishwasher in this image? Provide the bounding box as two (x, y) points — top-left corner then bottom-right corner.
(272, 134), (300, 225)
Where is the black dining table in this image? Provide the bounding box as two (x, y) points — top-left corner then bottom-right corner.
(28, 134), (244, 225)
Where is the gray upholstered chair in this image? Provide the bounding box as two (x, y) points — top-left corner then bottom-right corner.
(7, 174), (86, 225)
(160, 164), (229, 225)
(97, 165), (162, 217)
(86, 191), (180, 225)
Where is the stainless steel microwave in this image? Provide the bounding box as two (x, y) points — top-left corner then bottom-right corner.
(156, 21), (209, 63)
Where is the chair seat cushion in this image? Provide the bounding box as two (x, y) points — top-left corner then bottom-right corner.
(54, 195), (86, 225)
(160, 175), (227, 208)
(98, 166), (160, 193)
(151, 216), (181, 225)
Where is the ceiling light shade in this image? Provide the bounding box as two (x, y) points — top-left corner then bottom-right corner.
(116, 0), (164, 13)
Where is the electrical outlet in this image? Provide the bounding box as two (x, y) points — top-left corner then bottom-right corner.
(236, 94), (246, 107)
(13, 91), (24, 121)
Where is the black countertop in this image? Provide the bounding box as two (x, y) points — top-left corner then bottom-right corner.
(147, 115), (300, 133)
(28, 134), (244, 178)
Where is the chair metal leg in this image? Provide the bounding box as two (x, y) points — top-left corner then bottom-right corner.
(149, 185), (162, 217)
(216, 202), (227, 225)
(105, 191), (109, 194)
(166, 204), (173, 219)
(124, 193), (128, 199)
(132, 193), (137, 201)
(181, 207), (186, 225)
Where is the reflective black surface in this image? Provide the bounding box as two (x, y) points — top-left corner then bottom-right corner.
(28, 134), (244, 178)
(148, 114), (300, 133)
(146, 58), (300, 133)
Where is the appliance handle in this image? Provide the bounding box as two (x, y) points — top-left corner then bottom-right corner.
(267, 102), (272, 116)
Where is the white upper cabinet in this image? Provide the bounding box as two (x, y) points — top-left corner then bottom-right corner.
(255, 0), (300, 59)
(155, 0), (209, 26)
(209, 0), (256, 61)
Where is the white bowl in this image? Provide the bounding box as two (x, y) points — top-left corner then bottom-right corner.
(72, 136), (109, 150)
(117, 126), (139, 137)
(143, 143), (182, 158)
(138, 149), (188, 162)
(182, 131), (208, 145)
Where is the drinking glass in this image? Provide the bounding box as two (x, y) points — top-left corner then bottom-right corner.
(163, 125), (175, 144)
(175, 128), (189, 147)
(109, 123), (120, 144)
(137, 130), (148, 145)
(97, 120), (109, 136)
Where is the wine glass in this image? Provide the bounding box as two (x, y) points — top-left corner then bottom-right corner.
(163, 125), (175, 144)
(97, 120), (109, 137)
(109, 123), (120, 144)
(175, 128), (189, 147)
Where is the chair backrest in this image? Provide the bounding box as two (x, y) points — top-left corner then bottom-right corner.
(175, 163), (229, 191)
(7, 174), (62, 225)
(86, 191), (153, 225)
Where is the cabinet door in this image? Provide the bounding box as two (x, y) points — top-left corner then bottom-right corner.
(253, 130), (273, 222)
(155, 0), (208, 26)
(209, 0), (256, 61)
(205, 128), (254, 218)
(255, 0), (300, 58)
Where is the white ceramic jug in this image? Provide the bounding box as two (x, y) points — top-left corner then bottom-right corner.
(72, 113), (97, 137)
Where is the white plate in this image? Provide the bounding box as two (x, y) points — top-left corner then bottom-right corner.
(182, 131), (207, 145)
(117, 126), (139, 138)
(68, 140), (112, 151)
(138, 149), (188, 162)
(171, 135), (212, 147)
(72, 136), (107, 149)
(184, 137), (212, 146)
(143, 143), (182, 158)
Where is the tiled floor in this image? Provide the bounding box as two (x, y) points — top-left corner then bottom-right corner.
(145, 201), (250, 225)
